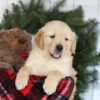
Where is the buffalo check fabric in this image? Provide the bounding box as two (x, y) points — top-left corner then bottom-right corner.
(0, 69), (74, 100)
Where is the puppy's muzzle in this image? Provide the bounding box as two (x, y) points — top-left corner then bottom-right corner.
(50, 44), (63, 59)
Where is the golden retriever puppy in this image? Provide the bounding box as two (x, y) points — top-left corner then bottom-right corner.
(15, 20), (77, 98)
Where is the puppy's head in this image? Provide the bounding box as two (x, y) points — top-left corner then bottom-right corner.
(35, 20), (77, 59)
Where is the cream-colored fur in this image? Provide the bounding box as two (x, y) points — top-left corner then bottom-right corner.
(15, 20), (77, 99)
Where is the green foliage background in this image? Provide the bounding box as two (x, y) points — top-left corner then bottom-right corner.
(0, 0), (100, 99)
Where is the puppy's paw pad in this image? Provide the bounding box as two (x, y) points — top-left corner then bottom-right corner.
(15, 75), (29, 90)
(43, 81), (57, 95)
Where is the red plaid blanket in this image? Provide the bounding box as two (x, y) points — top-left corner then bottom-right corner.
(0, 69), (74, 100)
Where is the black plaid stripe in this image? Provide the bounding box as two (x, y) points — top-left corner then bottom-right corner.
(25, 78), (46, 100)
(0, 69), (25, 100)
(0, 83), (10, 100)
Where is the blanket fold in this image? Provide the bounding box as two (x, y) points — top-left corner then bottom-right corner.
(0, 69), (74, 100)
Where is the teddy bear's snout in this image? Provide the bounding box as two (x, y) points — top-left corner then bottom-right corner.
(18, 38), (27, 44)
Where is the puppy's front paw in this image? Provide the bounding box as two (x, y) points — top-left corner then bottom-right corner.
(43, 79), (58, 95)
(15, 72), (29, 90)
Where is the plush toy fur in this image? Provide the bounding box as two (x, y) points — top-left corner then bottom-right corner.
(0, 28), (32, 72)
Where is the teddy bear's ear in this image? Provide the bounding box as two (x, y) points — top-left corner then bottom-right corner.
(35, 30), (44, 49)
(0, 30), (9, 42)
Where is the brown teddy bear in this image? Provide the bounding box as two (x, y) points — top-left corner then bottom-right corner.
(0, 28), (32, 72)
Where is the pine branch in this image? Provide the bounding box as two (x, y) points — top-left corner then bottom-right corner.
(52, 0), (66, 11)
(34, 0), (44, 10)
(19, 0), (27, 12)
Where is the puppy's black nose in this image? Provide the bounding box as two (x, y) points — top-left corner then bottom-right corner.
(18, 38), (26, 44)
(56, 44), (63, 52)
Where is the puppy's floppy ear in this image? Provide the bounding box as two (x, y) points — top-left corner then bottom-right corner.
(35, 30), (44, 49)
(70, 32), (78, 55)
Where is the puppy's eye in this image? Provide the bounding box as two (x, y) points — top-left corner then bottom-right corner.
(50, 35), (55, 39)
(65, 38), (68, 41)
